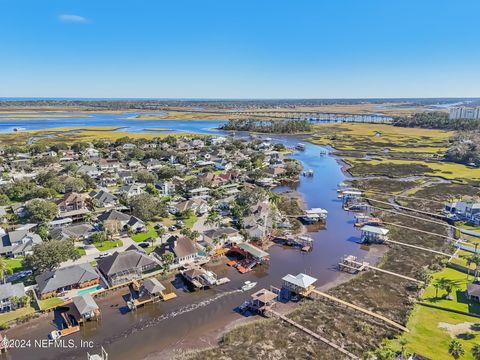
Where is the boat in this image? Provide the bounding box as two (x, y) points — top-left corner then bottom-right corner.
(49, 330), (62, 340)
(295, 143), (305, 151)
(13, 127), (26, 132)
(303, 169), (314, 177)
(241, 280), (257, 291)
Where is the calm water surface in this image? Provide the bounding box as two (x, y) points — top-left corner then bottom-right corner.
(4, 118), (378, 360)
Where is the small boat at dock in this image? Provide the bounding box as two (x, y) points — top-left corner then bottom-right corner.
(49, 330), (62, 340)
(241, 280), (257, 291)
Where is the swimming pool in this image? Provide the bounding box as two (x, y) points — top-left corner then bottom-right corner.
(77, 285), (104, 296)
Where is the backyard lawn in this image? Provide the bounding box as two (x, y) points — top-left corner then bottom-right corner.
(39, 297), (64, 311)
(423, 267), (480, 315)
(3, 257), (25, 273)
(76, 247), (86, 256)
(94, 240), (123, 252)
(184, 213), (198, 228)
(0, 306), (35, 327)
(391, 305), (480, 360)
(131, 224), (158, 243)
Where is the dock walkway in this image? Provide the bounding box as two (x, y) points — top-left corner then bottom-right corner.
(310, 290), (408, 332)
(268, 309), (359, 359)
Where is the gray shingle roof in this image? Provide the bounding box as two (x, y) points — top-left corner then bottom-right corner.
(35, 263), (99, 294)
(97, 250), (157, 276)
(72, 293), (99, 315)
(0, 282), (25, 300)
(142, 278), (165, 294)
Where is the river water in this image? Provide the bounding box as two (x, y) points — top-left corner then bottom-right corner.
(3, 116), (381, 360)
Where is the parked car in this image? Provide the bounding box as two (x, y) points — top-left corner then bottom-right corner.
(138, 242), (149, 248)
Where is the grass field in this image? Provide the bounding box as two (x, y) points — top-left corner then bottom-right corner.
(346, 157), (480, 180)
(94, 239), (123, 252)
(310, 123), (452, 153)
(0, 306), (35, 327)
(39, 297), (64, 311)
(392, 305), (480, 360)
(423, 267), (480, 314)
(131, 225), (158, 243)
(76, 247), (86, 256)
(184, 213), (198, 228)
(3, 257), (25, 273)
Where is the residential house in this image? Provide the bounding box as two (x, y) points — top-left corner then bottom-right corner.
(90, 189), (118, 208)
(97, 248), (159, 286)
(0, 230), (42, 257)
(117, 184), (144, 198)
(467, 283), (480, 302)
(0, 282), (26, 312)
(35, 263), (99, 299)
(97, 209), (145, 233)
(174, 198), (208, 215)
(56, 192), (89, 222)
(201, 227), (243, 249)
(153, 236), (198, 267)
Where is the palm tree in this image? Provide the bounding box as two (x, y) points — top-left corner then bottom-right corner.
(472, 343), (480, 360)
(448, 340), (465, 360)
(468, 253), (480, 279)
(433, 278), (450, 298)
(466, 255), (473, 280)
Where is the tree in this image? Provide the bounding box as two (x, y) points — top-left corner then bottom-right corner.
(24, 239), (80, 273)
(448, 340), (465, 360)
(91, 231), (108, 244)
(161, 252), (175, 270)
(468, 253), (480, 279)
(0, 258), (12, 284)
(472, 343), (480, 360)
(25, 199), (58, 224)
(130, 193), (167, 221)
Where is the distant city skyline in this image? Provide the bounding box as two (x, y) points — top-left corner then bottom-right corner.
(1, 0), (480, 98)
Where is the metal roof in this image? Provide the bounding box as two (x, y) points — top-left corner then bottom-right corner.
(282, 273), (318, 289)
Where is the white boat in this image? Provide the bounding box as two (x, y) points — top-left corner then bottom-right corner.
(49, 330), (62, 340)
(295, 143), (305, 151)
(241, 280), (257, 291)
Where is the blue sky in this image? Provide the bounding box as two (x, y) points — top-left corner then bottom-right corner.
(1, 0), (479, 98)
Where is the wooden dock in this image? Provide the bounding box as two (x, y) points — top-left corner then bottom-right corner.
(383, 238), (452, 257)
(310, 289), (409, 333)
(340, 256), (424, 284)
(268, 309), (359, 359)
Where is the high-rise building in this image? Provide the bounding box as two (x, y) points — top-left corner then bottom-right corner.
(449, 106), (480, 119)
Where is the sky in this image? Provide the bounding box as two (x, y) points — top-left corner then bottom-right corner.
(0, 0), (479, 99)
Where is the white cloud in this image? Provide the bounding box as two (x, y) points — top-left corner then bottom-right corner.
(58, 14), (88, 23)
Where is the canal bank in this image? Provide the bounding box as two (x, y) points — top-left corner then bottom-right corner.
(4, 123), (385, 360)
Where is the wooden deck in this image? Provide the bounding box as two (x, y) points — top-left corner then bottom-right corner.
(268, 309), (359, 359)
(310, 289), (409, 333)
(60, 326), (80, 336)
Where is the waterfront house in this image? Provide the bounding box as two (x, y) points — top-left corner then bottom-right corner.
(202, 227), (243, 249)
(0, 229), (42, 257)
(153, 236), (198, 267)
(282, 273), (317, 297)
(0, 282), (26, 312)
(97, 249), (159, 286)
(35, 263), (99, 299)
(360, 225), (389, 243)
